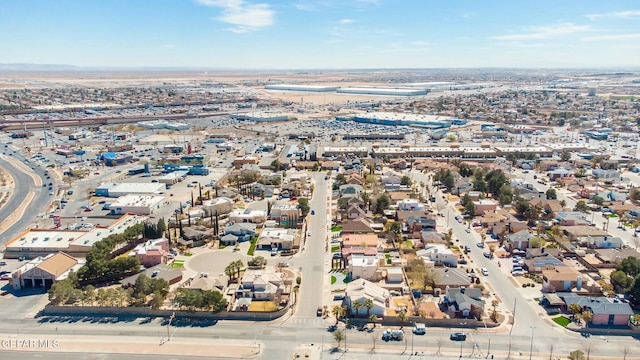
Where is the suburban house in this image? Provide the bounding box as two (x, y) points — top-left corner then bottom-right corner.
(339, 184), (364, 199)
(529, 197), (563, 217)
(229, 208), (267, 224)
(505, 230), (533, 250)
(416, 244), (458, 267)
(472, 199), (498, 216)
(269, 204), (300, 227)
(523, 255), (565, 273)
(221, 223), (256, 245)
(586, 236), (624, 249)
(341, 218), (376, 233)
(11, 252), (82, 290)
(349, 253), (382, 281)
(257, 227), (296, 250)
(236, 267), (285, 301)
(397, 198), (424, 211)
(342, 233), (379, 249)
(559, 292), (634, 326)
(431, 268), (471, 290)
(187, 273), (228, 293)
(442, 287), (485, 319)
(594, 248), (640, 265)
(345, 279), (390, 316)
(541, 266), (587, 293)
(131, 237), (170, 268)
(405, 215), (437, 234)
(346, 205), (368, 220)
(555, 211), (590, 226)
(201, 197), (234, 216)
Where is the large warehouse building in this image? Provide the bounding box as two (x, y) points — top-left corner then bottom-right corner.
(336, 87), (427, 96)
(339, 112), (453, 129)
(264, 84), (340, 92)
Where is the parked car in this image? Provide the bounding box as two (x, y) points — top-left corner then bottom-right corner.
(481, 268), (489, 276)
(317, 307), (323, 317)
(333, 294), (345, 301)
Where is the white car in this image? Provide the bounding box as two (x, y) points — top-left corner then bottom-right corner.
(481, 268), (489, 276)
(307, 231), (312, 237)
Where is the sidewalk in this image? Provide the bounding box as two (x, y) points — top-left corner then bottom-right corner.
(0, 332), (261, 358)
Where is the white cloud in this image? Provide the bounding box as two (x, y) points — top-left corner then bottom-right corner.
(585, 10), (640, 20)
(195, 0), (275, 33)
(491, 22), (591, 41)
(339, 18), (356, 25)
(582, 33), (640, 41)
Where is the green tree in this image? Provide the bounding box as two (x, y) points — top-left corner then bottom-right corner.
(401, 175), (412, 186)
(592, 196), (604, 206)
(497, 184), (513, 206)
(332, 305), (346, 325)
(560, 150), (571, 162)
(568, 303), (582, 321)
(573, 200), (590, 213)
(297, 197), (310, 217)
(374, 193), (391, 214)
(545, 188), (557, 200)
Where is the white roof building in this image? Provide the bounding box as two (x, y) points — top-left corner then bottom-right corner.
(109, 195), (166, 215)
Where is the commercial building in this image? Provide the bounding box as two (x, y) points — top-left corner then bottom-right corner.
(337, 87), (427, 96)
(138, 120), (190, 131)
(230, 112), (290, 123)
(3, 215), (145, 259)
(264, 84), (339, 92)
(10, 252), (83, 290)
(95, 182), (166, 198)
(108, 195), (166, 216)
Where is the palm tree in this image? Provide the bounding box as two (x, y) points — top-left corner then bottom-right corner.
(332, 305), (346, 325)
(363, 298), (374, 318)
(352, 300), (364, 317)
(224, 263), (235, 282)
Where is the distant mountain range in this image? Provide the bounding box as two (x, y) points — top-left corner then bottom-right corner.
(0, 63), (81, 71)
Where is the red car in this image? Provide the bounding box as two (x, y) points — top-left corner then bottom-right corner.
(84, 207), (93, 212)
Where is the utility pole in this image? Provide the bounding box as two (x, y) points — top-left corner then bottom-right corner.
(529, 326), (536, 360)
(167, 312), (175, 341)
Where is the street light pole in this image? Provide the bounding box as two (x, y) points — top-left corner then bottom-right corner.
(167, 312), (175, 341)
(529, 326), (535, 360)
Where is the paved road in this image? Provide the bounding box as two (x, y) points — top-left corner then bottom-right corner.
(409, 169), (549, 338)
(0, 145), (50, 246)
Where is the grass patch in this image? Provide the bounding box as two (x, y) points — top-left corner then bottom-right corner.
(248, 301), (277, 312)
(183, 253), (192, 257)
(552, 316), (571, 327)
(331, 245), (340, 252)
(331, 276), (337, 285)
(247, 236), (258, 256)
(403, 240), (413, 249)
(607, 214), (618, 218)
(331, 225), (342, 232)
(170, 261), (184, 268)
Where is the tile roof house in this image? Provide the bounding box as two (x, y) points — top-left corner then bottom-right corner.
(523, 255), (565, 274)
(187, 273), (228, 293)
(131, 237), (169, 268)
(236, 267), (285, 301)
(342, 233), (379, 248)
(11, 252), (81, 290)
(223, 223), (257, 243)
(541, 266), (587, 293)
(341, 218), (375, 234)
(345, 279), (390, 316)
(594, 248), (640, 265)
(416, 245), (459, 267)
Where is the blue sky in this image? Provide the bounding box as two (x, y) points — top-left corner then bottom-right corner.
(1, 0), (640, 69)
